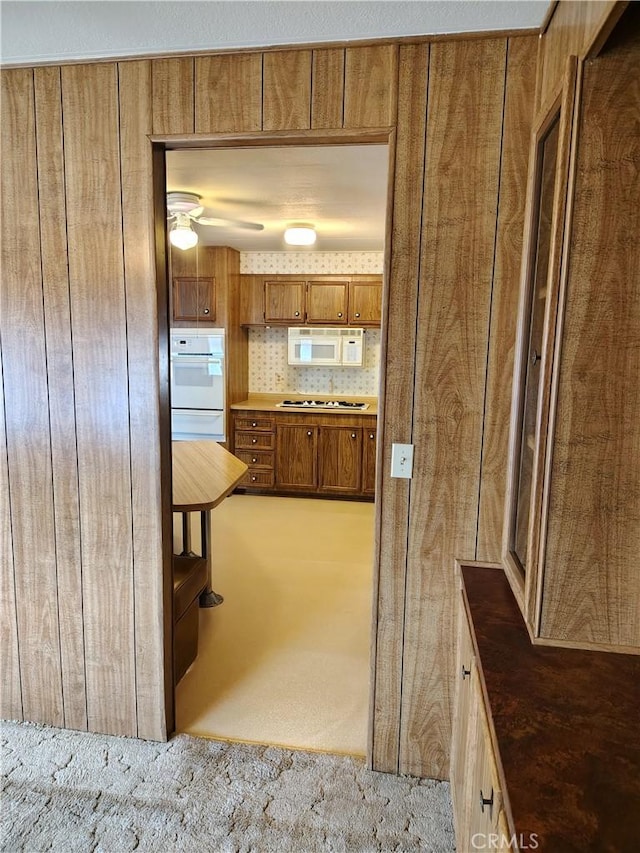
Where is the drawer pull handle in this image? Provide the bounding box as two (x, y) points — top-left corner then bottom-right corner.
(251, 421), (257, 427)
(462, 664), (471, 680)
(252, 438), (257, 444)
(252, 457), (257, 463)
(479, 788), (494, 815)
(251, 475), (257, 482)
(531, 349), (541, 366)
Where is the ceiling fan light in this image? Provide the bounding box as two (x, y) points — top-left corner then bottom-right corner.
(169, 221), (198, 250)
(284, 225), (316, 246)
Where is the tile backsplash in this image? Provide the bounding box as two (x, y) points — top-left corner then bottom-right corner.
(243, 252), (383, 397)
(248, 327), (381, 396)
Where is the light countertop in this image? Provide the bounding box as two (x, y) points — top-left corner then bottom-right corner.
(172, 440), (248, 511)
(230, 393), (378, 416)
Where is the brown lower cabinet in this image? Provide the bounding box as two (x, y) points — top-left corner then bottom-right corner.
(233, 409), (376, 499)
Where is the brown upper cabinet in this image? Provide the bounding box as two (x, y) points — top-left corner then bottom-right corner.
(241, 274), (382, 327)
(264, 280), (306, 323)
(172, 276), (215, 323)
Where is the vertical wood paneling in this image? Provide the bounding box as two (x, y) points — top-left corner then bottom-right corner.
(0, 68), (64, 727)
(476, 36), (538, 562)
(195, 54), (262, 133)
(61, 63), (137, 736)
(0, 346), (21, 721)
(539, 0), (618, 107)
(369, 43), (429, 774)
(262, 50), (312, 131)
(344, 45), (398, 128)
(118, 60), (167, 741)
(540, 32), (640, 647)
(152, 57), (194, 134)
(399, 39), (507, 779)
(311, 48), (345, 129)
(33, 66), (88, 732)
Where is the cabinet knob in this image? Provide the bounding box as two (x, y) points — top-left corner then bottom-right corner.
(351, 433), (356, 439)
(252, 457), (257, 463)
(294, 311), (300, 317)
(251, 475), (257, 482)
(203, 308), (210, 315)
(531, 349), (541, 366)
(251, 421), (257, 427)
(337, 312), (343, 318)
(252, 438), (257, 444)
(369, 433), (375, 440)
(355, 312), (360, 318)
(307, 430), (313, 437)
(479, 788), (494, 816)
(461, 664), (471, 680)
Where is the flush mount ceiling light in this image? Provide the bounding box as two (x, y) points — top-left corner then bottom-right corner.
(169, 213), (198, 250)
(284, 224), (316, 246)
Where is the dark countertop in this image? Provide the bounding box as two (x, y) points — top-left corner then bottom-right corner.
(461, 565), (640, 853)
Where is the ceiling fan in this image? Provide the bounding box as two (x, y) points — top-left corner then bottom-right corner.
(166, 191), (264, 249)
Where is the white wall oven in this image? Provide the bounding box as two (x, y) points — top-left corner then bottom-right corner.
(170, 329), (225, 441)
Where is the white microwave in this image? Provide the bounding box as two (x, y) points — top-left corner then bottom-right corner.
(287, 327), (365, 367)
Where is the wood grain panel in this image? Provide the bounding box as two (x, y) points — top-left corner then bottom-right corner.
(33, 65), (88, 732)
(0, 346), (21, 721)
(476, 36), (538, 562)
(539, 0), (618, 107)
(311, 48), (345, 129)
(344, 45), (398, 128)
(369, 43), (429, 774)
(195, 54), (262, 133)
(540, 28), (640, 647)
(0, 68), (64, 727)
(262, 50), (312, 131)
(118, 60), (167, 740)
(61, 63), (137, 736)
(152, 57), (194, 134)
(400, 38), (507, 779)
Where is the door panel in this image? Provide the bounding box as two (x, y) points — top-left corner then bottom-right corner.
(275, 424), (317, 489)
(318, 425), (362, 493)
(307, 281), (349, 323)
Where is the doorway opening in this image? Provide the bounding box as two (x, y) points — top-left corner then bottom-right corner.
(158, 138), (391, 756)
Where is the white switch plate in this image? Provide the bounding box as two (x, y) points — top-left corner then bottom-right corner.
(391, 443), (414, 478)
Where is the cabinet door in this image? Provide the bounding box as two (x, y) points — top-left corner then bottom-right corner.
(240, 275), (265, 325)
(318, 425), (362, 493)
(264, 280), (305, 323)
(173, 277), (215, 323)
(275, 424), (317, 489)
(306, 281), (349, 324)
(349, 280), (382, 326)
(362, 427), (377, 495)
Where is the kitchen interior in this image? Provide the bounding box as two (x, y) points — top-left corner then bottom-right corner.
(167, 144), (389, 755)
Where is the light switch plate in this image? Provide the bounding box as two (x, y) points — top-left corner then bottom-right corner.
(391, 443), (414, 478)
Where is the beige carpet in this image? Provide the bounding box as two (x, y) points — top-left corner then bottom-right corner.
(1, 720), (455, 852)
(175, 495), (374, 755)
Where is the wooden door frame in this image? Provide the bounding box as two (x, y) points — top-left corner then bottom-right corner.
(151, 128), (396, 749)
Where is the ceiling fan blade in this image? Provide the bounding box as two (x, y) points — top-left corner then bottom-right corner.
(197, 215), (264, 231)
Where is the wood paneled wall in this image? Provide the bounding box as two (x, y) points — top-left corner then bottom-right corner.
(1, 34), (536, 774)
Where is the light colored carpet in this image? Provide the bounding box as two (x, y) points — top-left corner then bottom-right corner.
(1, 720), (455, 852)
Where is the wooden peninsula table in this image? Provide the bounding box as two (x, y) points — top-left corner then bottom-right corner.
(172, 440), (247, 607)
(171, 441), (248, 682)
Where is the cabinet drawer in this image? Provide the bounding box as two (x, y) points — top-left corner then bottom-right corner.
(236, 449), (274, 469)
(235, 416), (274, 432)
(240, 469), (275, 487)
(235, 431), (275, 451)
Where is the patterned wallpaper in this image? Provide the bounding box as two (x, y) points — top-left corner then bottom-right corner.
(243, 252), (383, 396)
(248, 327), (381, 396)
(240, 251), (384, 275)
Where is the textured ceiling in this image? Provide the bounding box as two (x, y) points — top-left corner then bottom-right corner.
(1, 1), (549, 66)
